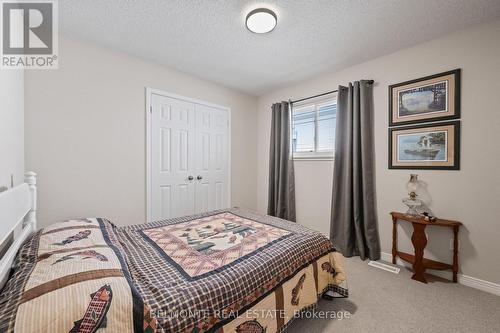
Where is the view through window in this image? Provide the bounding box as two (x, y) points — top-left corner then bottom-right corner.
(292, 94), (337, 159)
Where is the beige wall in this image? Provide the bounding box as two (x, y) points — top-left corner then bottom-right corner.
(257, 20), (500, 284)
(25, 35), (257, 228)
(0, 70), (24, 188)
(292, 160), (334, 236)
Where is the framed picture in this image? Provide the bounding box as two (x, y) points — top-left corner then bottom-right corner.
(389, 69), (460, 126)
(389, 121), (460, 170)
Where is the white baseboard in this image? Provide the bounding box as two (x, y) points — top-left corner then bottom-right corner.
(379, 252), (500, 296)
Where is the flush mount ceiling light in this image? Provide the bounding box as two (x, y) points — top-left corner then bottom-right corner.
(246, 8), (277, 34)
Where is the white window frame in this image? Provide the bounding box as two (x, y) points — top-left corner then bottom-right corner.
(292, 93), (337, 161)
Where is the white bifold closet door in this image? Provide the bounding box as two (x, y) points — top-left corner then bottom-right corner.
(150, 92), (229, 221)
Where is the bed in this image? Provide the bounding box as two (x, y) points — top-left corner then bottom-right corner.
(0, 173), (348, 333)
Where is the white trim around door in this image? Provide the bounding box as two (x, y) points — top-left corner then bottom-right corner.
(146, 88), (231, 223)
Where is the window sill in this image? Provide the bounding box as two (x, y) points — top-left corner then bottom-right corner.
(293, 157), (334, 161)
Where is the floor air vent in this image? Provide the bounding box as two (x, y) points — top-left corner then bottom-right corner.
(368, 261), (401, 274)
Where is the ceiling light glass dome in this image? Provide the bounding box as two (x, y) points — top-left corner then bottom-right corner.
(246, 8), (277, 34)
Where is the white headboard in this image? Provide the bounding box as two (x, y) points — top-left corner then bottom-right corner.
(0, 172), (37, 290)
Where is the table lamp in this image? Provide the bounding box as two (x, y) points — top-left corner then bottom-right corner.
(402, 174), (422, 216)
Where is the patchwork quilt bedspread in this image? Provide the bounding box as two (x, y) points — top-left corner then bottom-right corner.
(0, 209), (348, 333)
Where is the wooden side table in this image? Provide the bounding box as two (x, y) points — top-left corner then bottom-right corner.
(391, 212), (462, 283)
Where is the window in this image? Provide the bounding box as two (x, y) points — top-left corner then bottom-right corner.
(292, 94), (337, 159)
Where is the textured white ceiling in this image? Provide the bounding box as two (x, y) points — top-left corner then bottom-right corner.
(60, 0), (500, 96)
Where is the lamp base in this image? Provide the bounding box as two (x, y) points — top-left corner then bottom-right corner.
(402, 198), (422, 216)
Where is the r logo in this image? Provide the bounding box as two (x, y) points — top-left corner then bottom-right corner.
(2, 2), (53, 54)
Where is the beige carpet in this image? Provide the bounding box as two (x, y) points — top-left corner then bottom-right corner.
(286, 258), (500, 333)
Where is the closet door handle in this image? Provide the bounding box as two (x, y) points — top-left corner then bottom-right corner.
(196, 175), (203, 180)
(187, 175), (194, 181)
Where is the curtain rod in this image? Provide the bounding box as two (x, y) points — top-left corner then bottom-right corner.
(290, 80), (374, 104)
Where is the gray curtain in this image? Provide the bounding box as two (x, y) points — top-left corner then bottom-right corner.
(330, 81), (380, 260)
(268, 101), (296, 221)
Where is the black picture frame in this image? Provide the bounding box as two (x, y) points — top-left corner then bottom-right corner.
(388, 121), (461, 170)
(389, 69), (461, 127)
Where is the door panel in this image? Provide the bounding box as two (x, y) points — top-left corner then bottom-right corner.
(178, 130), (189, 171)
(150, 92), (229, 221)
(196, 181), (210, 212)
(194, 104), (229, 213)
(160, 128), (171, 172)
(215, 182), (224, 210)
(160, 185), (172, 218)
(151, 94), (195, 221)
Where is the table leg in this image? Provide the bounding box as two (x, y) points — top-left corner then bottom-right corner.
(392, 216), (397, 264)
(452, 226), (459, 283)
(411, 223), (428, 283)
